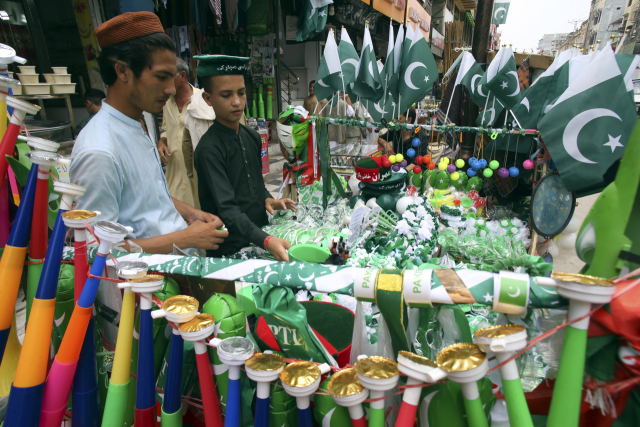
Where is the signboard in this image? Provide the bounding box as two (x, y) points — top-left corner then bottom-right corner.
(335, 1), (381, 32)
(431, 28), (444, 57)
(371, 0), (406, 22)
(405, 0), (431, 41)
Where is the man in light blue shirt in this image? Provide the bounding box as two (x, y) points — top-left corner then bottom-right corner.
(72, 12), (227, 254)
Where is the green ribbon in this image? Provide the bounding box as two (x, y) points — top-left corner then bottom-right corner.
(374, 269), (410, 356)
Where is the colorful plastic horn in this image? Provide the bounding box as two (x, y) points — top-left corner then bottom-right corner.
(538, 274), (616, 427)
(218, 336), (256, 427)
(25, 150), (61, 321)
(395, 351), (439, 427)
(4, 177), (80, 427)
(475, 325), (533, 427)
(179, 313), (224, 427)
(245, 352), (286, 427)
(0, 97), (40, 188)
(427, 343), (489, 427)
(39, 220), (131, 427)
(121, 273), (166, 427)
(163, 328), (185, 427)
(280, 360), (331, 427)
(0, 165), (38, 363)
(327, 368), (368, 427)
(100, 261), (148, 427)
(354, 356), (399, 427)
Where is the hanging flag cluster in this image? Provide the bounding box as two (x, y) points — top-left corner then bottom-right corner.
(314, 22), (438, 123)
(297, 0), (333, 42)
(450, 45), (639, 192)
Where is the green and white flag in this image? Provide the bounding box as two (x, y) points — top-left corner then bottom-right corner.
(338, 27), (359, 86)
(398, 26), (438, 113)
(352, 24), (384, 102)
(476, 93), (505, 127)
(296, 0), (333, 42)
(538, 47), (638, 191)
(486, 46), (523, 109)
(378, 21), (395, 110)
(615, 53), (640, 103)
(388, 24), (404, 104)
(492, 0), (511, 25)
(369, 61), (394, 123)
(456, 51), (486, 107)
(314, 29), (343, 102)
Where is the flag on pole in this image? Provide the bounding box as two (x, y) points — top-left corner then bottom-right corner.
(369, 61), (394, 123)
(296, 0), (333, 42)
(387, 24), (404, 104)
(314, 29), (343, 102)
(538, 47), (638, 191)
(486, 46), (523, 109)
(456, 52), (486, 107)
(615, 53), (640, 103)
(492, 0), (511, 25)
(476, 94), (505, 127)
(338, 27), (359, 87)
(398, 25), (438, 113)
(542, 51), (594, 115)
(352, 24), (384, 102)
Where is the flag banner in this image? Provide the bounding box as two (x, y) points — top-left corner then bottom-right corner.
(538, 47), (638, 191)
(457, 52), (486, 107)
(486, 46), (523, 110)
(492, 0), (511, 25)
(352, 24), (384, 102)
(338, 27), (359, 87)
(388, 24), (404, 104)
(315, 29), (343, 102)
(398, 24), (438, 113)
(296, 0), (333, 42)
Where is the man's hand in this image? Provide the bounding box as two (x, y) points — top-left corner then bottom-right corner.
(180, 220), (228, 250)
(187, 209), (221, 225)
(267, 237), (292, 261)
(265, 198), (297, 215)
(157, 137), (170, 163)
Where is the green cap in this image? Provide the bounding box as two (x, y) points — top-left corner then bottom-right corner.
(194, 54), (251, 77)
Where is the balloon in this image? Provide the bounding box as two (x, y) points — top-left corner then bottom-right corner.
(564, 216), (581, 234)
(450, 171), (460, 181)
(548, 241), (560, 258)
(469, 157), (478, 165)
(509, 166), (520, 177)
(483, 168), (493, 177)
(523, 159), (535, 169)
(467, 168), (477, 177)
(489, 160), (500, 170)
(427, 162), (436, 170)
(366, 198), (378, 209)
(557, 233), (577, 250)
(392, 164), (401, 172)
(438, 162), (447, 171)
(468, 191), (479, 200)
(455, 159), (465, 168)
(400, 160), (407, 167)
(447, 164), (457, 173)
(498, 168), (509, 178)
(412, 138), (421, 148)
(413, 165), (422, 174)
(396, 154), (404, 162)
(396, 197), (414, 215)
(382, 160), (391, 168)
(382, 154), (389, 161)
(471, 160), (480, 170)
(478, 159), (487, 168)
(389, 155), (397, 164)
(407, 148), (416, 157)
(423, 155), (431, 164)
(442, 158), (450, 165)
(416, 156), (424, 164)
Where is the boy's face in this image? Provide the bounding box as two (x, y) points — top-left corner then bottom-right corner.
(127, 48), (177, 114)
(202, 75), (246, 123)
(399, 114), (406, 124)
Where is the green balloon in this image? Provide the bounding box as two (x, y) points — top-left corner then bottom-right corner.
(349, 194), (367, 208)
(451, 171), (468, 190)
(466, 176), (483, 192)
(376, 194), (397, 211)
(435, 171), (451, 190)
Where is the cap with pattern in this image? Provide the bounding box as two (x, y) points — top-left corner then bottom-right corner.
(96, 12), (165, 48)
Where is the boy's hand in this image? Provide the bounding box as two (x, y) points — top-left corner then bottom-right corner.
(266, 198), (297, 215)
(157, 138), (170, 163)
(267, 237), (292, 261)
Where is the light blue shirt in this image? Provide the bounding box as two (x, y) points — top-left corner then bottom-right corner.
(71, 101), (188, 239)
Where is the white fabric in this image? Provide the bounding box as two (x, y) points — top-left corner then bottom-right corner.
(184, 90), (215, 151)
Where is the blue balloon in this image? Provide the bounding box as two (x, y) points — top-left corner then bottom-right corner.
(467, 168), (477, 177)
(469, 157), (478, 165)
(471, 160), (480, 170)
(412, 138), (421, 148)
(479, 159), (487, 168)
(407, 148), (416, 157)
(509, 166), (520, 177)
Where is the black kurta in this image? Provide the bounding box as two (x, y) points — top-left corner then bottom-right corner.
(195, 120), (271, 256)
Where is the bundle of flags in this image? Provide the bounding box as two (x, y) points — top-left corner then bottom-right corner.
(451, 45), (639, 192)
(314, 22), (438, 123)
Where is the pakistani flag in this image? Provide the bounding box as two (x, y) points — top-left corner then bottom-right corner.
(369, 61), (395, 123)
(486, 46), (523, 109)
(388, 24), (404, 104)
(398, 26), (438, 113)
(615, 53), (640, 103)
(538, 47), (638, 191)
(542, 51), (594, 115)
(352, 24), (384, 102)
(456, 52), (486, 107)
(476, 93), (505, 127)
(296, 0), (333, 42)
(315, 29), (343, 102)
(338, 27), (359, 86)
(492, 0), (511, 25)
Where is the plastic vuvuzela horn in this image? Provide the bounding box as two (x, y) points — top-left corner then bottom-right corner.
(218, 337), (256, 427)
(280, 361), (332, 427)
(395, 351), (439, 427)
(0, 74), (21, 247)
(475, 325), (533, 427)
(150, 295), (198, 427)
(245, 352), (286, 427)
(0, 97), (39, 188)
(100, 261), (148, 427)
(427, 343), (489, 427)
(327, 368), (369, 427)
(0, 165), (38, 363)
(39, 220), (131, 427)
(354, 356), (399, 427)
(538, 273), (616, 427)
(25, 148), (61, 321)
(3, 178), (83, 427)
(178, 314), (224, 427)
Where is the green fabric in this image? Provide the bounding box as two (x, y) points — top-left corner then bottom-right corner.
(268, 382), (298, 427)
(317, 118), (331, 209)
(397, 25), (438, 112)
(375, 269), (410, 356)
(352, 26), (383, 102)
(296, 1), (328, 42)
(585, 334), (619, 382)
(194, 55), (251, 77)
(486, 54), (523, 110)
(246, 2), (269, 36)
(300, 301), (353, 354)
(492, 1), (511, 25)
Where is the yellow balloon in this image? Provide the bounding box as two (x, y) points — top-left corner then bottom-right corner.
(450, 172), (460, 181)
(443, 158), (450, 165)
(396, 154), (404, 162)
(438, 162), (447, 170)
(389, 155), (397, 164)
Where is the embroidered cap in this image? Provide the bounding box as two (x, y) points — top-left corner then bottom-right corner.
(194, 55), (252, 77)
(95, 12), (165, 48)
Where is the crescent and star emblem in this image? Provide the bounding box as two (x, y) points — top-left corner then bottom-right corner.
(471, 74), (482, 94)
(506, 71), (521, 97)
(494, 7), (507, 19)
(507, 287), (521, 298)
(562, 108), (622, 164)
(405, 62), (428, 90)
